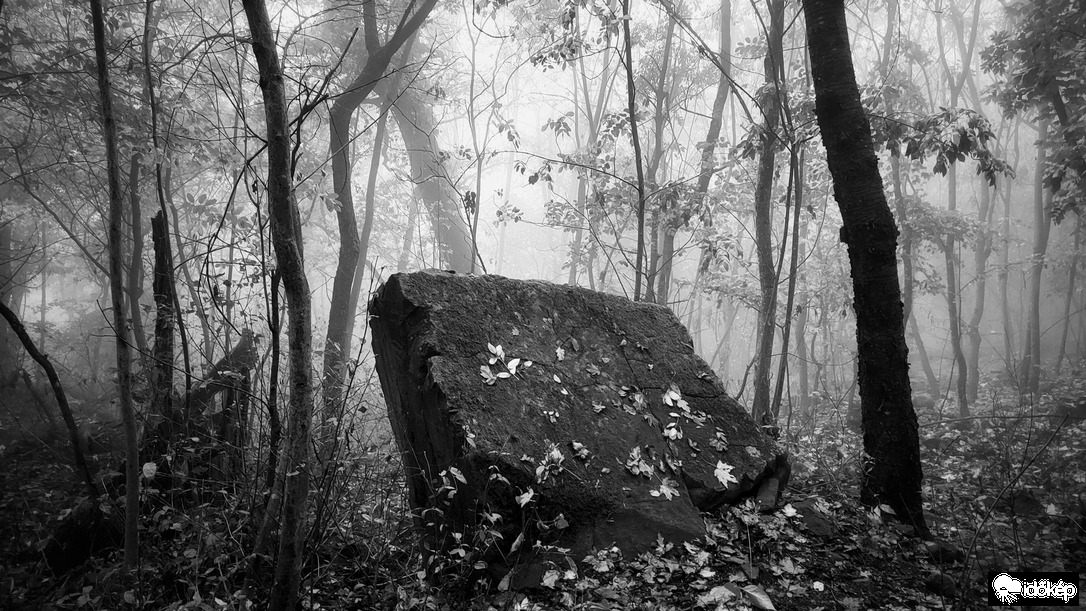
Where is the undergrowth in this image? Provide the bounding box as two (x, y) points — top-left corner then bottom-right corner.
(0, 373), (1083, 610)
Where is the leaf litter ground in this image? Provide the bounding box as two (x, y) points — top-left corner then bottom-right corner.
(0, 375), (1083, 610)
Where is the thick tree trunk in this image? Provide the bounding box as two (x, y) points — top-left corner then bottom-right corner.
(751, 0), (784, 426)
(142, 211), (178, 459)
(241, 1), (314, 608)
(801, 0), (928, 536)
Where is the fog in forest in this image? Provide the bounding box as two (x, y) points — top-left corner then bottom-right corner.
(1, 0), (1083, 608)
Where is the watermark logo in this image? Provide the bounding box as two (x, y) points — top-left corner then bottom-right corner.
(988, 572), (1080, 606)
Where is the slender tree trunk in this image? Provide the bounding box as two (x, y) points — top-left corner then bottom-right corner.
(37, 226), (46, 349)
(1023, 118), (1052, 395)
(966, 183), (994, 400)
(165, 168), (211, 370)
(241, 1), (314, 608)
(465, 24), (488, 273)
(350, 108), (390, 318)
(751, 0), (785, 425)
(348, 35), (416, 361)
(568, 63), (586, 286)
(934, 0), (981, 412)
(772, 151), (804, 419)
(323, 6), (434, 420)
(126, 154), (149, 364)
(1056, 216), (1082, 376)
(622, 0), (648, 300)
(802, 0), (928, 536)
(795, 298), (810, 413)
(393, 87), (474, 271)
(90, 0), (140, 568)
(999, 150), (1016, 375)
(398, 197), (418, 273)
(686, 0), (732, 330)
(0, 225), (14, 380)
(568, 174), (588, 286)
(158, 168), (193, 424)
(265, 271), (282, 491)
(909, 313), (940, 397)
(944, 168), (969, 416)
(569, 27), (615, 286)
(322, 58), (371, 422)
(645, 214), (660, 303)
(645, 15), (675, 305)
(0, 301), (97, 497)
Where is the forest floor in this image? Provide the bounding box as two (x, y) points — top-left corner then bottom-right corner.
(0, 375), (1083, 611)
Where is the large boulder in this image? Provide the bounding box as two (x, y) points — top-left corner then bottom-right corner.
(370, 271), (788, 573)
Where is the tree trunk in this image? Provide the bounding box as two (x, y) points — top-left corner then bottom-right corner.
(944, 167), (969, 416)
(264, 271), (282, 492)
(801, 0), (928, 536)
(622, 0), (648, 300)
(323, 8), (432, 421)
(795, 299), (810, 414)
(144, 211), (177, 457)
(0, 301), (97, 497)
(37, 225), (46, 349)
(966, 183), (994, 400)
(645, 14), (675, 304)
(751, 0), (785, 426)
(241, 1), (315, 608)
(398, 197), (419, 273)
(569, 32), (615, 286)
(568, 169), (588, 286)
(999, 146), (1016, 376)
(772, 151), (804, 419)
(655, 229), (676, 305)
(392, 88), (474, 272)
(90, 0), (140, 569)
(686, 0), (732, 333)
(1022, 118), (1052, 395)
(0, 220), (36, 383)
(909, 313), (940, 398)
(1056, 216), (1082, 376)
(345, 34), (417, 385)
(126, 154), (149, 365)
